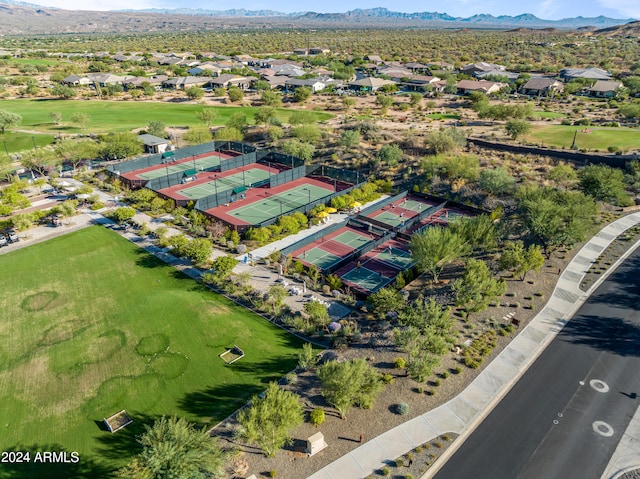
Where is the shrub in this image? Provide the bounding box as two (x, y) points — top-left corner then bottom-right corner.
(309, 408), (325, 427)
(285, 372), (297, 385)
(395, 403), (409, 415)
(381, 373), (395, 385)
(394, 357), (406, 369)
(395, 458), (404, 467)
(269, 470), (277, 478)
(452, 366), (462, 375)
(405, 475), (414, 479)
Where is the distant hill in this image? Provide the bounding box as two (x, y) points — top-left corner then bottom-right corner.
(593, 20), (640, 37)
(0, 3), (634, 35)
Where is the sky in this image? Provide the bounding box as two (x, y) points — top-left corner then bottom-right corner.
(26, 0), (640, 20)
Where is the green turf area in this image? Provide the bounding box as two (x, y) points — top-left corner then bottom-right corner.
(0, 99), (333, 136)
(427, 113), (461, 120)
(342, 266), (393, 293)
(227, 184), (332, 224)
(524, 124), (640, 151)
(0, 226), (303, 477)
(0, 131), (56, 154)
(297, 247), (342, 270)
(532, 110), (565, 119)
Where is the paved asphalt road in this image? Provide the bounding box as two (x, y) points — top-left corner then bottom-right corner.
(434, 247), (640, 479)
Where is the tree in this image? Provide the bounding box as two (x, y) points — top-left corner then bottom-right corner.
(237, 382), (303, 457)
(548, 163), (578, 189)
(453, 259), (506, 319)
(378, 143), (403, 167)
(183, 127), (212, 145)
(99, 132), (143, 160)
(578, 164), (630, 205)
(111, 206), (136, 224)
(254, 106), (276, 128)
(478, 167), (515, 196)
(292, 86), (312, 103)
(424, 127), (466, 154)
(0, 109), (21, 133)
(281, 139), (315, 163)
(505, 119), (531, 140)
(260, 89), (282, 107)
(367, 287), (403, 319)
(342, 96), (356, 112)
(226, 112), (248, 131)
(340, 129), (360, 150)
(49, 111), (63, 125)
(227, 86), (244, 102)
(375, 94), (394, 112)
(214, 127), (244, 141)
(195, 108), (218, 127)
(185, 86), (204, 100)
(210, 255), (237, 282)
(51, 84), (77, 99)
(292, 124), (322, 145)
(147, 121), (166, 138)
(303, 300), (329, 328)
(70, 112), (89, 129)
(409, 92), (423, 107)
(517, 185), (599, 257)
(499, 241), (545, 281)
(317, 358), (384, 419)
(117, 416), (226, 479)
(410, 226), (469, 282)
(449, 214), (501, 253)
(182, 238), (212, 265)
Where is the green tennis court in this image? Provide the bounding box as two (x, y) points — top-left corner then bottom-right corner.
(331, 230), (372, 248)
(137, 155), (222, 180)
(374, 247), (415, 269)
(402, 199), (429, 212)
(342, 266), (393, 293)
(297, 247), (342, 270)
(177, 168), (271, 200)
(227, 184), (332, 224)
(372, 210), (406, 227)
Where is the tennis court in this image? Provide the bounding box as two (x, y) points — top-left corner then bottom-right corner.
(137, 155), (222, 180)
(296, 247), (343, 270)
(330, 230), (372, 249)
(176, 168), (271, 200)
(341, 266), (394, 293)
(373, 246), (415, 269)
(371, 210), (409, 228)
(400, 198), (428, 212)
(226, 184), (332, 224)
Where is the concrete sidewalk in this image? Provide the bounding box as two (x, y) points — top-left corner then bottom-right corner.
(307, 212), (640, 479)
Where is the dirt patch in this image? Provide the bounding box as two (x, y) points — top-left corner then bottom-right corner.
(21, 291), (61, 312)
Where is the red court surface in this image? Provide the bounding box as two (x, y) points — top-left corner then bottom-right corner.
(404, 205), (474, 234)
(120, 151), (233, 182)
(156, 163), (273, 201)
(204, 177), (335, 229)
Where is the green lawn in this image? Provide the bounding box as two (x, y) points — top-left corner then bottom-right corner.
(0, 226), (303, 478)
(0, 131), (56, 154)
(0, 99), (333, 135)
(532, 110), (565, 119)
(427, 113), (461, 120)
(524, 124), (640, 151)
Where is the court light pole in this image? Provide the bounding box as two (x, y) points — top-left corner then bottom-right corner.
(213, 174), (218, 196)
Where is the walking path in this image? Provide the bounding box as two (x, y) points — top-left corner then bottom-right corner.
(307, 212), (640, 479)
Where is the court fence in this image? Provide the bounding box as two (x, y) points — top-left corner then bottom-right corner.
(396, 201), (447, 234)
(358, 192), (407, 216)
(269, 166), (307, 188)
(306, 164), (366, 187)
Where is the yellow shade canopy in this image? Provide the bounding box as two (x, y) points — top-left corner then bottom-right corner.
(317, 211), (330, 218)
(325, 207), (337, 213)
(350, 201), (362, 208)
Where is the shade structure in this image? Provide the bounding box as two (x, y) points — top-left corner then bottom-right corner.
(350, 201), (362, 208)
(325, 207), (337, 213)
(316, 211), (330, 218)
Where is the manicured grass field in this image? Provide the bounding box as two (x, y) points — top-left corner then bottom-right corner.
(0, 99), (333, 135)
(0, 226), (303, 477)
(532, 110), (565, 119)
(524, 124), (640, 151)
(0, 131), (56, 154)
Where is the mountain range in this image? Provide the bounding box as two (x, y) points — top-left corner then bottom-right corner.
(0, 2), (634, 35)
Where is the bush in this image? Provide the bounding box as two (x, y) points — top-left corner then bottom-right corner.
(309, 408), (325, 427)
(285, 372), (297, 385)
(381, 373), (395, 385)
(381, 467), (390, 476)
(394, 357), (406, 369)
(395, 457), (404, 467)
(395, 403), (409, 415)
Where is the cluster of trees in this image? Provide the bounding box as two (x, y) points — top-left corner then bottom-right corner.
(245, 211), (309, 244)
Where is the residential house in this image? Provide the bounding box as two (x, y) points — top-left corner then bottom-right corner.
(309, 47), (331, 55)
(162, 76), (210, 89)
(461, 62), (506, 75)
(138, 134), (171, 154)
(86, 73), (134, 87)
(560, 67), (612, 82)
(365, 55), (383, 65)
(208, 74), (252, 90)
(285, 78), (328, 93)
(456, 79), (507, 95)
(403, 75), (442, 92)
(349, 77), (397, 93)
(257, 75), (288, 90)
(293, 48), (308, 56)
(475, 70), (520, 82)
(61, 75), (92, 86)
(587, 80), (623, 98)
(521, 78), (564, 97)
(125, 75), (169, 89)
(270, 63), (306, 77)
(377, 65), (413, 81)
(404, 62), (430, 74)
